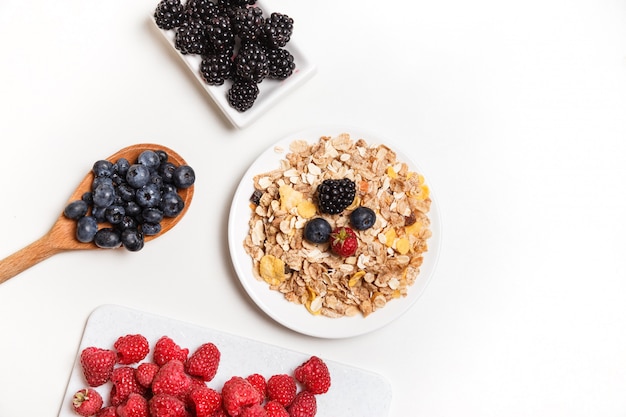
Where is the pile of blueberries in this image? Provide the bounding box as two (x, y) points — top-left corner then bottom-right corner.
(63, 149), (195, 251)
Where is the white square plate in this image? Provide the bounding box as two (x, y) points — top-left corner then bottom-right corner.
(150, 4), (316, 129)
(57, 305), (392, 416)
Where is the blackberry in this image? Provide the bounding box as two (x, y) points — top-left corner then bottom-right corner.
(267, 47), (295, 80)
(206, 15), (235, 53)
(262, 12), (293, 48)
(175, 19), (209, 55)
(216, 0), (256, 12)
(235, 42), (269, 83)
(184, 0), (219, 24)
(316, 179), (356, 214)
(227, 78), (259, 111)
(230, 6), (264, 42)
(200, 53), (233, 85)
(154, 0), (185, 30)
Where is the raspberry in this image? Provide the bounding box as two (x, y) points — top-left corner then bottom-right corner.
(95, 406), (117, 417)
(188, 386), (222, 417)
(114, 334), (150, 365)
(135, 362), (160, 388)
(80, 347), (117, 387)
(153, 336), (189, 366)
(116, 392), (149, 417)
(294, 356), (331, 395)
(185, 342), (221, 381)
(265, 374), (297, 407)
(264, 400), (289, 417)
(152, 359), (193, 400)
(287, 391), (317, 417)
(245, 373), (267, 400)
(110, 366), (147, 407)
(329, 226), (358, 257)
(221, 376), (264, 417)
(72, 388), (103, 417)
(149, 393), (189, 417)
(240, 403), (267, 417)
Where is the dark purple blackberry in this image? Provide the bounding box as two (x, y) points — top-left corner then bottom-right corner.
(206, 15), (235, 53)
(316, 179), (357, 214)
(216, 0), (256, 10)
(154, 0), (185, 30)
(230, 6), (264, 42)
(267, 47), (295, 80)
(227, 78), (259, 112)
(184, 0), (219, 24)
(234, 42), (269, 83)
(200, 53), (233, 85)
(262, 12), (294, 48)
(175, 19), (209, 55)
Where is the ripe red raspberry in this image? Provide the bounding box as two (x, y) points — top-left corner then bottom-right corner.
(80, 347), (116, 387)
(72, 388), (103, 416)
(294, 356), (331, 395)
(221, 376), (264, 417)
(152, 359), (192, 400)
(114, 334), (150, 365)
(266, 374), (297, 407)
(240, 403), (267, 417)
(329, 226), (358, 257)
(287, 391), (317, 417)
(185, 342), (221, 381)
(149, 393), (189, 417)
(116, 392), (149, 417)
(135, 362), (160, 388)
(153, 336), (189, 366)
(245, 373), (267, 400)
(264, 400), (289, 417)
(188, 386), (222, 417)
(95, 406), (116, 417)
(110, 366), (147, 407)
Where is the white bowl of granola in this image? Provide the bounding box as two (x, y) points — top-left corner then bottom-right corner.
(228, 127), (442, 338)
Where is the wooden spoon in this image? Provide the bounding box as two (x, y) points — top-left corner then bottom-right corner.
(0, 143), (194, 284)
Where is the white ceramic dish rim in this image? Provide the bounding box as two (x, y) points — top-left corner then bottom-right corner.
(227, 126), (443, 338)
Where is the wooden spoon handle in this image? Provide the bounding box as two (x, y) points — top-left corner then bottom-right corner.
(0, 235), (63, 284)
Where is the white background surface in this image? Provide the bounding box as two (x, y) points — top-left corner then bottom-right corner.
(0, 1), (625, 416)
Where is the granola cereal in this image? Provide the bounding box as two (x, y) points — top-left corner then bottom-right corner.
(243, 133), (432, 318)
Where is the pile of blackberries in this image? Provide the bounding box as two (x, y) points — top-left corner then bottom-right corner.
(154, 0), (296, 112)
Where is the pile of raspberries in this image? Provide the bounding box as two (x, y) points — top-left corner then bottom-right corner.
(70, 334), (331, 417)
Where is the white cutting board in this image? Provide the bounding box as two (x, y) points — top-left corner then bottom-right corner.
(58, 304), (392, 416)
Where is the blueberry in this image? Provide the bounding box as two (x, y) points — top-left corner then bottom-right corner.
(350, 206), (376, 230)
(173, 165), (195, 189)
(141, 208), (164, 224)
(93, 228), (122, 248)
(135, 183), (161, 208)
(158, 162), (177, 184)
(92, 176), (113, 190)
(81, 191), (93, 205)
(105, 205), (125, 225)
(117, 183), (135, 202)
(116, 215), (138, 231)
(121, 228), (144, 252)
(126, 164), (151, 188)
(92, 206), (107, 223)
(162, 183), (177, 195)
(92, 183), (116, 208)
(141, 222), (162, 236)
(64, 200), (88, 220)
(303, 218), (332, 243)
(138, 150), (161, 171)
(155, 150), (168, 163)
(113, 157), (130, 177)
(92, 160), (113, 177)
(124, 201), (142, 218)
(149, 172), (164, 188)
(160, 191), (184, 217)
(76, 216), (98, 243)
